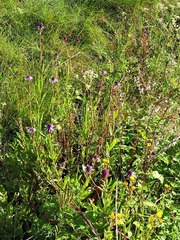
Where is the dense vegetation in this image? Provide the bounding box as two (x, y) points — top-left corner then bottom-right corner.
(0, 0), (179, 239)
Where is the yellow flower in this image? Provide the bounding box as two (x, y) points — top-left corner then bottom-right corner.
(103, 158), (110, 164)
(117, 219), (123, 225)
(130, 175), (135, 181)
(148, 216), (155, 223)
(164, 184), (171, 191)
(131, 186), (136, 191)
(147, 223), (152, 229)
(123, 181), (128, 186)
(117, 213), (123, 218)
(109, 212), (115, 220)
(156, 210), (163, 218)
(147, 142), (152, 148)
(159, 219), (163, 224)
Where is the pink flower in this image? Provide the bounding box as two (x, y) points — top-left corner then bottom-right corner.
(49, 77), (58, 84)
(27, 127), (36, 133)
(39, 23), (44, 31)
(82, 164), (93, 174)
(100, 70), (107, 76)
(102, 168), (109, 179)
(25, 75), (33, 81)
(45, 123), (54, 133)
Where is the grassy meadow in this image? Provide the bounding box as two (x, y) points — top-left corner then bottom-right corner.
(0, 0), (179, 239)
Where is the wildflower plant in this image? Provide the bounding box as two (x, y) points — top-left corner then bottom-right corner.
(0, 0), (179, 239)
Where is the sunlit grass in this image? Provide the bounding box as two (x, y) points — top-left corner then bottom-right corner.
(0, 0), (179, 239)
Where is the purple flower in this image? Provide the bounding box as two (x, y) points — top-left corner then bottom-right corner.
(55, 52), (59, 58)
(63, 34), (68, 42)
(25, 75), (33, 81)
(130, 35), (137, 44)
(102, 168), (110, 179)
(100, 70), (107, 76)
(124, 170), (135, 178)
(93, 154), (99, 161)
(114, 81), (121, 87)
(81, 69), (86, 74)
(45, 123), (54, 133)
(57, 162), (62, 170)
(39, 23), (44, 31)
(76, 38), (80, 43)
(27, 127), (36, 133)
(82, 164), (93, 174)
(49, 77), (58, 84)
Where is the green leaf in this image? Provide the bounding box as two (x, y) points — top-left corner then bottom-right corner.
(110, 180), (117, 192)
(0, 185), (7, 204)
(113, 110), (119, 120)
(152, 171), (164, 184)
(133, 221), (141, 228)
(109, 138), (118, 151)
(141, 131), (147, 139)
(143, 200), (156, 208)
(128, 231), (133, 238)
(79, 190), (91, 201)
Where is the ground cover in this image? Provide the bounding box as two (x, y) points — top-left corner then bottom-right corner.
(0, 0), (179, 239)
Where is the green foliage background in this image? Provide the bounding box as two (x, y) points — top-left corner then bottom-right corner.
(0, 0), (179, 239)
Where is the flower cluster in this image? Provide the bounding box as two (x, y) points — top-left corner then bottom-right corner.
(109, 212), (124, 226)
(27, 123), (55, 134)
(81, 69), (98, 80)
(147, 210), (163, 229)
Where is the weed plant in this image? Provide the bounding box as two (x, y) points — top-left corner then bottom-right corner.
(0, 0), (179, 239)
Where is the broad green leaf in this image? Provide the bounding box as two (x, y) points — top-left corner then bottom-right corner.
(152, 171), (164, 184)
